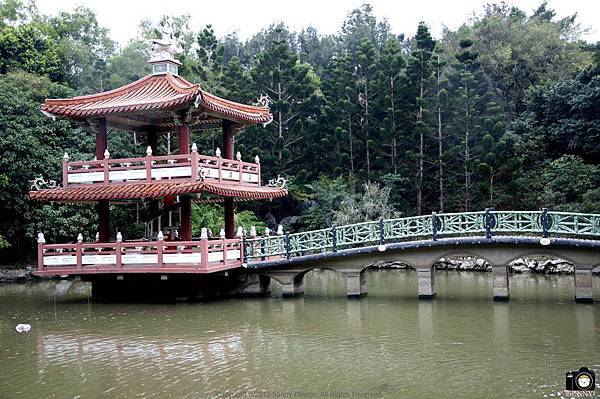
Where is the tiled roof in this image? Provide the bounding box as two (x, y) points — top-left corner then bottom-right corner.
(41, 74), (272, 125)
(30, 181), (287, 202)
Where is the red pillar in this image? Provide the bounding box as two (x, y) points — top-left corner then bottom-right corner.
(223, 119), (235, 239)
(178, 121), (192, 240)
(147, 129), (159, 235)
(95, 118), (110, 242)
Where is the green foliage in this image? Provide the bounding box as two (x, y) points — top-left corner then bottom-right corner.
(333, 182), (402, 225)
(1, 1), (598, 262)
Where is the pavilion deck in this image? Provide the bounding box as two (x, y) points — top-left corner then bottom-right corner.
(36, 237), (244, 276)
(62, 148), (260, 189)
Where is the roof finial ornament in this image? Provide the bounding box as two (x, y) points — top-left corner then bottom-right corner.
(253, 94), (271, 108)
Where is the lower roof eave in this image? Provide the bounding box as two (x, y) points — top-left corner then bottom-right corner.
(29, 181), (287, 203)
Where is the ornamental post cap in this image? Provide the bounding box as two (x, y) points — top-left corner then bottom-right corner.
(200, 227), (208, 239)
(146, 146), (153, 156)
(236, 151), (242, 161)
(104, 148), (110, 158)
(264, 227), (270, 236)
(219, 229), (226, 239)
(157, 231), (164, 241)
(77, 233), (83, 243)
(63, 152), (69, 161)
(236, 226), (244, 238)
(191, 143), (197, 152)
(37, 232), (45, 244)
(250, 226), (257, 237)
(254, 155), (260, 164)
(116, 232), (123, 242)
(215, 147), (221, 157)
(95, 232), (99, 241)
(277, 225), (284, 235)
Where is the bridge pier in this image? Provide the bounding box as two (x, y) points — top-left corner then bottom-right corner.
(492, 264), (510, 301)
(416, 267), (436, 299)
(344, 271), (367, 298)
(236, 273), (271, 297)
(574, 266), (593, 303)
(272, 272), (304, 298)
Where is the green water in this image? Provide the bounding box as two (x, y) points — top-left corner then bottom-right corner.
(0, 270), (598, 399)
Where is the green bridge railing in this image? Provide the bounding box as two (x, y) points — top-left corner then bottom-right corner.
(243, 210), (600, 262)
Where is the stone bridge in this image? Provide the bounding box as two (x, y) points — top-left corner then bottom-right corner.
(242, 210), (600, 303)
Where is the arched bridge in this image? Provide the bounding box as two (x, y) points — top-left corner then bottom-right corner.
(242, 210), (600, 303)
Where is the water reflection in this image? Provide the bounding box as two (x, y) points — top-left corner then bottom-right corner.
(0, 272), (598, 399)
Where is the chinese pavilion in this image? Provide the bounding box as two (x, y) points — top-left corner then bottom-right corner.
(30, 40), (287, 281)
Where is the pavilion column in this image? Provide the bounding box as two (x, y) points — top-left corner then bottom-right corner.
(94, 118), (110, 243)
(147, 129), (159, 236)
(223, 119), (235, 239)
(177, 113), (192, 240)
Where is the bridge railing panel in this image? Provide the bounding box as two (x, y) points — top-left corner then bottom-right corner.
(548, 212), (600, 236)
(385, 215), (431, 240)
(493, 211), (541, 233)
(436, 212), (485, 235)
(337, 221), (380, 247)
(289, 228), (332, 254)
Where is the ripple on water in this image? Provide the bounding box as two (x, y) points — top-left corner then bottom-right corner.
(0, 273), (598, 398)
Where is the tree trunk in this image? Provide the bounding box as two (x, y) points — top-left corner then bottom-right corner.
(390, 76), (397, 174)
(348, 115), (354, 173)
(278, 81), (283, 162)
(438, 105), (444, 213)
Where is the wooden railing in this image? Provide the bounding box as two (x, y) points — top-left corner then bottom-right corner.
(62, 147), (261, 188)
(37, 236), (243, 275)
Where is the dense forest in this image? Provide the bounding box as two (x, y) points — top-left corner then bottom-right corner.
(1, 0), (599, 261)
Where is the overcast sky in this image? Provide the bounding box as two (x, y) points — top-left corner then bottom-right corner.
(36, 0), (599, 46)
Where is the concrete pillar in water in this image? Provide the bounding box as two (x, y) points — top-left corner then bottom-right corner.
(237, 273), (271, 297)
(416, 267), (436, 299)
(574, 266), (593, 303)
(273, 272), (304, 298)
(492, 264), (510, 301)
(345, 271), (367, 298)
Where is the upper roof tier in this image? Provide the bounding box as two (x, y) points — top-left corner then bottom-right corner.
(40, 73), (272, 132)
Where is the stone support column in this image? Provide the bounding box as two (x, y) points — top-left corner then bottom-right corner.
(416, 267), (436, 299)
(269, 272), (304, 298)
(344, 270), (367, 298)
(492, 264), (510, 301)
(574, 266), (593, 303)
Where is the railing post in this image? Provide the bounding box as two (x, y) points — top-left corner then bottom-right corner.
(76, 233), (83, 271)
(484, 208), (494, 239)
(242, 235), (248, 266)
(37, 233), (45, 272)
(222, 241), (228, 267)
(285, 233), (291, 259)
(62, 152), (69, 188)
(379, 218), (385, 245)
(332, 225), (337, 253)
(431, 212), (438, 241)
(103, 149), (110, 184)
(191, 143), (199, 181)
(145, 146), (152, 182)
(541, 207), (550, 238)
(157, 231), (164, 269)
(255, 155), (261, 186)
(115, 232), (122, 270)
(200, 238), (208, 271)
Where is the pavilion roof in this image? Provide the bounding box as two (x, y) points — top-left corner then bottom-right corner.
(40, 74), (272, 132)
(29, 181), (287, 203)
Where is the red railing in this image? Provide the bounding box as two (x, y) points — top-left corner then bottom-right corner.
(37, 237), (243, 275)
(62, 148), (261, 188)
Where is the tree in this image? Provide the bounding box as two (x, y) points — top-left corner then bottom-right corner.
(405, 22), (435, 215)
(333, 182), (401, 225)
(249, 27), (321, 174)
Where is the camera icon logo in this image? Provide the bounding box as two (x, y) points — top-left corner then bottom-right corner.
(566, 367), (596, 391)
